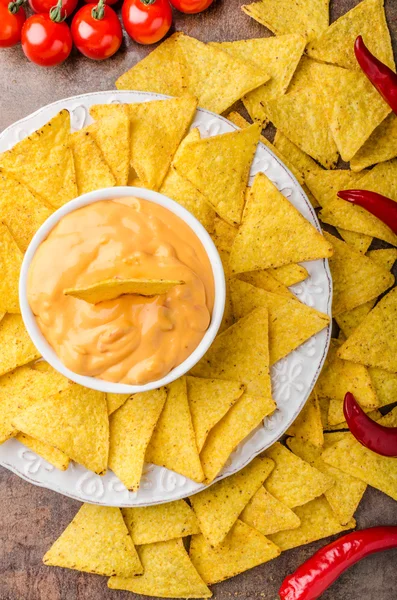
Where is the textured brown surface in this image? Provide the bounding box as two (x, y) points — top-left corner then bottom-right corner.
(1, 1), (397, 599)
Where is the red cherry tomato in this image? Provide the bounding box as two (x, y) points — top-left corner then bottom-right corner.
(84, 0), (118, 4)
(21, 0), (72, 66)
(169, 0), (212, 13)
(122, 0), (172, 45)
(28, 0), (78, 17)
(0, 0), (26, 47)
(71, 0), (122, 60)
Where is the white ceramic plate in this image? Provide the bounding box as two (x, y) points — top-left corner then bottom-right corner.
(0, 91), (332, 507)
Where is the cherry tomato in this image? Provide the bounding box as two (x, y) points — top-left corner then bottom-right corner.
(169, 0), (213, 13)
(71, 0), (122, 60)
(21, 0), (72, 66)
(0, 0), (26, 47)
(122, 0), (172, 45)
(84, 0), (118, 4)
(28, 0), (78, 17)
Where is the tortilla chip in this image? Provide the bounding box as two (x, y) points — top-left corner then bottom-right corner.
(338, 230), (373, 253)
(87, 113), (130, 185)
(211, 217), (238, 253)
(186, 376), (244, 453)
(146, 378), (204, 483)
(302, 185), (320, 209)
(64, 278), (183, 304)
(238, 270), (294, 298)
(241, 0), (329, 41)
(190, 520), (280, 585)
(0, 110), (77, 208)
(0, 224), (23, 314)
(13, 383), (108, 475)
(108, 538), (212, 598)
(229, 173), (333, 273)
(106, 393), (130, 415)
(286, 392), (324, 447)
(70, 129), (116, 195)
(189, 456), (274, 546)
(338, 287), (397, 373)
(318, 395), (382, 431)
(108, 389), (166, 491)
(273, 131), (322, 184)
(368, 248), (397, 270)
(218, 249), (235, 333)
(324, 232), (394, 315)
(200, 392), (276, 484)
(369, 367), (397, 408)
(0, 171), (53, 252)
(307, 0), (394, 71)
(240, 486), (301, 536)
(351, 114), (397, 171)
(44, 504), (142, 577)
(0, 314), (41, 377)
(122, 500), (200, 545)
(174, 123), (260, 226)
(16, 432), (70, 471)
(304, 169), (366, 209)
(268, 264), (309, 287)
(336, 301), (376, 338)
(264, 443), (333, 508)
(269, 496), (356, 550)
(213, 35), (305, 124)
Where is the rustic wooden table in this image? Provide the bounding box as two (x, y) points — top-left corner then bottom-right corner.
(1, 1), (397, 598)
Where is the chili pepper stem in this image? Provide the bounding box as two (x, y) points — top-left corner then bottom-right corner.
(92, 0), (105, 19)
(50, 0), (67, 21)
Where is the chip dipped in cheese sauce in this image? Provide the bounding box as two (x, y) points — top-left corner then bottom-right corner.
(27, 197), (215, 385)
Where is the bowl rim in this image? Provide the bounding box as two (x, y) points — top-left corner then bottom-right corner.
(19, 186), (226, 394)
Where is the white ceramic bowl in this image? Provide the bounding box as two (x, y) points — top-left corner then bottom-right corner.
(19, 186), (226, 395)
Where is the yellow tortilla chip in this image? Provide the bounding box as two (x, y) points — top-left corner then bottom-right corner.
(106, 393), (130, 415)
(318, 396), (382, 431)
(229, 173), (333, 273)
(189, 456), (274, 546)
(338, 287), (397, 373)
(241, 0), (329, 41)
(190, 520), (280, 585)
(240, 487), (301, 536)
(307, 0), (394, 71)
(44, 504), (142, 577)
(336, 300), (376, 338)
(90, 103), (129, 122)
(230, 280), (330, 365)
(269, 496), (356, 550)
(337, 230), (373, 253)
(0, 224), (23, 314)
(186, 376), (244, 453)
(304, 168), (366, 209)
(302, 185), (320, 209)
(351, 114), (397, 172)
(64, 278), (183, 304)
(122, 500), (200, 545)
(108, 389), (166, 491)
(146, 378), (204, 483)
(87, 113), (130, 185)
(367, 248), (397, 270)
(238, 270), (294, 298)
(16, 432), (70, 471)
(286, 392), (324, 447)
(13, 383), (108, 475)
(269, 264), (309, 287)
(273, 131), (322, 185)
(211, 217), (238, 253)
(324, 232), (394, 315)
(174, 123), (260, 226)
(0, 110), (77, 208)
(108, 538), (212, 598)
(0, 314), (41, 377)
(0, 171), (53, 252)
(355, 158), (397, 201)
(369, 367), (397, 408)
(70, 129), (116, 195)
(199, 392), (276, 484)
(264, 443), (333, 508)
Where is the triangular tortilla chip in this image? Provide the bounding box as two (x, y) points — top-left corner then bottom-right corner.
(351, 114), (397, 172)
(311, 62), (391, 162)
(304, 169), (366, 209)
(0, 110), (77, 208)
(44, 504), (142, 577)
(286, 392), (324, 447)
(273, 130), (322, 183)
(109, 538), (212, 598)
(16, 432), (70, 471)
(64, 278), (183, 304)
(174, 123), (260, 225)
(70, 129), (116, 195)
(337, 230), (373, 253)
(324, 232), (394, 315)
(189, 456), (274, 546)
(146, 378), (204, 483)
(269, 264), (308, 287)
(90, 103), (129, 122)
(0, 314), (41, 377)
(13, 383), (108, 474)
(338, 287), (397, 373)
(268, 496), (355, 550)
(212, 35), (305, 124)
(0, 224), (23, 314)
(190, 520), (280, 585)
(307, 0), (395, 71)
(230, 279), (330, 365)
(369, 367), (397, 408)
(211, 216), (238, 252)
(336, 300), (376, 338)
(264, 443), (333, 508)
(240, 487), (301, 536)
(199, 392), (276, 484)
(106, 392), (130, 415)
(186, 376), (245, 452)
(229, 173), (333, 273)
(108, 389), (166, 491)
(87, 113), (130, 185)
(238, 270), (294, 298)
(368, 248), (397, 270)
(0, 171), (53, 252)
(122, 500), (200, 545)
(241, 0), (329, 41)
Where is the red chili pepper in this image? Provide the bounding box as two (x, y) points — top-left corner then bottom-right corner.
(343, 392), (397, 457)
(354, 35), (397, 114)
(279, 526), (397, 600)
(337, 189), (397, 234)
